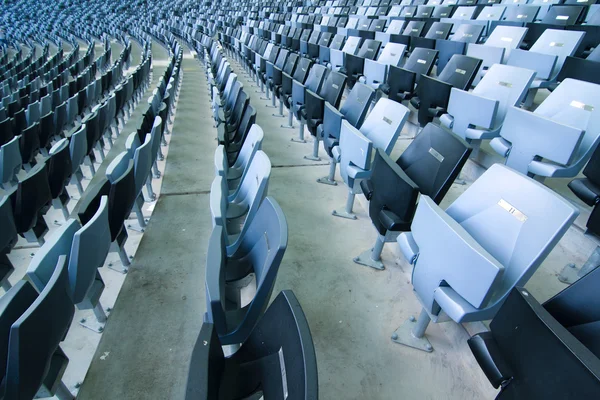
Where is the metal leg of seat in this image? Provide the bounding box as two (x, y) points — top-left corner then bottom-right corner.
(265, 86), (277, 108)
(291, 120), (306, 143)
(354, 235), (386, 270)
(391, 308), (434, 352)
(145, 177), (157, 201)
(272, 98), (284, 117)
(332, 191), (357, 220)
(304, 137), (321, 161)
(559, 246), (600, 284)
(54, 381), (75, 400)
(79, 302), (110, 333)
(152, 161), (161, 178)
(317, 159), (338, 185)
(281, 108), (294, 129)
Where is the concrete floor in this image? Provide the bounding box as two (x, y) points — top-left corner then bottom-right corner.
(3, 37), (596, 399)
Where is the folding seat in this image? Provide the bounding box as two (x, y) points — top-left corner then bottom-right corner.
(319, 33), (344, 66)
(449, 23), (484, 43)
(0, 195), (18, 290)
(359, 42), (406, 96)
(332, 99), (410, 219)
(214, 124), (263, 190)
(375, 20), (406, 47)
(148, 116), (164, 184)
(19, 121), (41, 168)
(507, 29), (585, 107)
(38, 111), (55, 155)
(261, 46), (286, 102)
(541, 5), (584, 26)
(25, 100), (40, 126)
(3, 255), (74, 400)
(416, 22), (454, 51)
(9, 162), (51, 244)
(556, 55), (600, 87)
(298, 70), (347, 150)
(210, 151), (271, 255)
(289, 63), (328, 135)
(305, 30), (322, 60)
(205, 196), (287, 345)
(77, 152), (136, 273)
(439, 64), (535, 157)
(433, 5), (455, 19)
(329, 36), (362, 73)
(490, 79), (600, 180)
(46, 138), (73, 220)
(403, 21), (426, 38)
(125, 132), (153, 231)
(466, 25), (528, 84)
(469, 273), (600, 398)
(410, 54), (482, 127)
(186, 290), (317, 400)
(0, 137), (21, 190)
(69, 124), (87, 194)
(343, 39), (382, 88)
(475, 5), (505, 35)
(353, 124), (471, 270)
(217, 90), (248, 146)
(393, 163), (578, 352)
(434, 38), (468, 75)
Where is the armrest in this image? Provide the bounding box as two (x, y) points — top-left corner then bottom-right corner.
(378, 208), (411, 232)
(507, 49), (557, 81)
(468, 331), (513, 389)
(347, 164), (371, 180)
(447, 88), (499, 135)
(410, 196), (504, 309)
(332, 145), (341, 162)
(360, 179), (374, 200)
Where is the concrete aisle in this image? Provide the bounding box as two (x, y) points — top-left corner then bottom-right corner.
(77, 46), (210, 399)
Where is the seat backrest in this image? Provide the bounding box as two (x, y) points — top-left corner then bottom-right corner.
(5, 255), (74, 400)
(360, 98), (409, 153)
(318, 70), (347, 107)
(69, 123), (87, 173)
(230, 150), (271, 215)
(438, 54), (482, 90)
(47, 138), (72, 199)
(386, 19), (405, 35)
(283, 53), (298, 75)
(425, 22), (453, 40)
(477, 5), (505, 21)
(232, 124), (264, 173)
(376, 42), (405, 66)
(403, 21), (426, 37)
(0, 280), (38, 381)
(133, 134), (153, 195)
(530, 29), (585, 80)
(0, 195), (18, 252)
(357, 39), (381, 60)
(398, 123), (472, 204)
(339, 120), (374, 184)
(403, 47), (438, 75)
(534, 78), (600, 162)
(445, 163), (578, 305)
(26, 218), (81, 292)
(292, 57), (312, 83)
(485, 25), (528, 60)
(69, 196), (110, 304)
(305, 63), (328, 93)
(341, 82), (376, 129)
(342, 36), (362, 55)
(12, 161), (51, 233)
(0, 136), (21, 186)
(451, 23), (484, 43)
(149, 116), (163, 164)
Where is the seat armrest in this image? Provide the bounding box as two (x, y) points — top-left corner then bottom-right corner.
(332, 145), (341, 162)
(360, 179), (374, 200)
(397, 232), (419, 265)
(468, 331), (513, 389)
(378, 208), (410, 232)
(490, 137), (512, 158)
(347, 164), (371, 181)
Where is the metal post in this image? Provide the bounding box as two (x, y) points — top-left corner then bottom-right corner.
(317, 160), (337, 185)
(93, 302), (108, 323)
(332, 191), (357, 219)
(412, 309), (432, 338)
(345, 192), (355, 214)
(119, 247), (131, 267)
(55, 381), (74, 400)
(304, 137), (321, 161)
(354, 234), (386, 270)
(273, 97), (284, 117)
(281, 108), (294, 129)
(292, 120), (306, 143)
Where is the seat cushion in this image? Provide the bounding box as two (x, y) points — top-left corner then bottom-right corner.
(568, 178), (600, 207)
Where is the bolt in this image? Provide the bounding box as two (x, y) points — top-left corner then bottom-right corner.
(107, 307), (112, 312)
(391, 333), (398, 340)
(80, 318), (86, 324)
(30, 253), (34, 257)
(568, 263), (576, 269)
(108, 263), (113, 267)
(75, 382), (81, 389)
(409, 315), (416, 322)
(426, 344), (433, 351)
(98, 326), (104, 332)
(129, 255), (133, 259)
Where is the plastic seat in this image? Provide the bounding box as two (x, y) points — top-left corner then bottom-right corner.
(185, 290), (317, 400)
(450, 23), (484, 43)
(332, 99), (410, 219)
(0, 136), (21, 189)
(386, 48), (438, 103)
(129, 133), (153, 229)
(77, 152), (135, 272)
(344, 39), (382, 88)
(214, 124), (264, 190)
(279, 57), (312, 128)
(10, 162), (51, 244)
(47, 138), (73, 220)
(0, 118), (14, 147)
(26, 100), (40, 126)
(410, 54), (482, 127)
(482, 25), (528, 63)
(354, 124), (472, 270)
(205, 196), (288, 345)
(5, 255), (75, 400)
(434, 39), (467, 75)
(393, 164), (578, 352)
(210, 151), (271, 255)
(298, 70), (347, 148)
(0, 195), (18, 290)
(507, 29), (585, 107)
(556, 56), (600, 86)
(469, 276), (600, 398)
(439, 64), (536, 155)
(19, 122), (41, 167)
(490, 78), (600, 179)
(317, 83), (376, 186)
(220, 105), (257, 165)
(290, 64), (328, 130)
(328, 36), (361, 72)
(359, 42), (406, 94)
(69, 195), (111, 332)
(68, 124), (87, 194)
